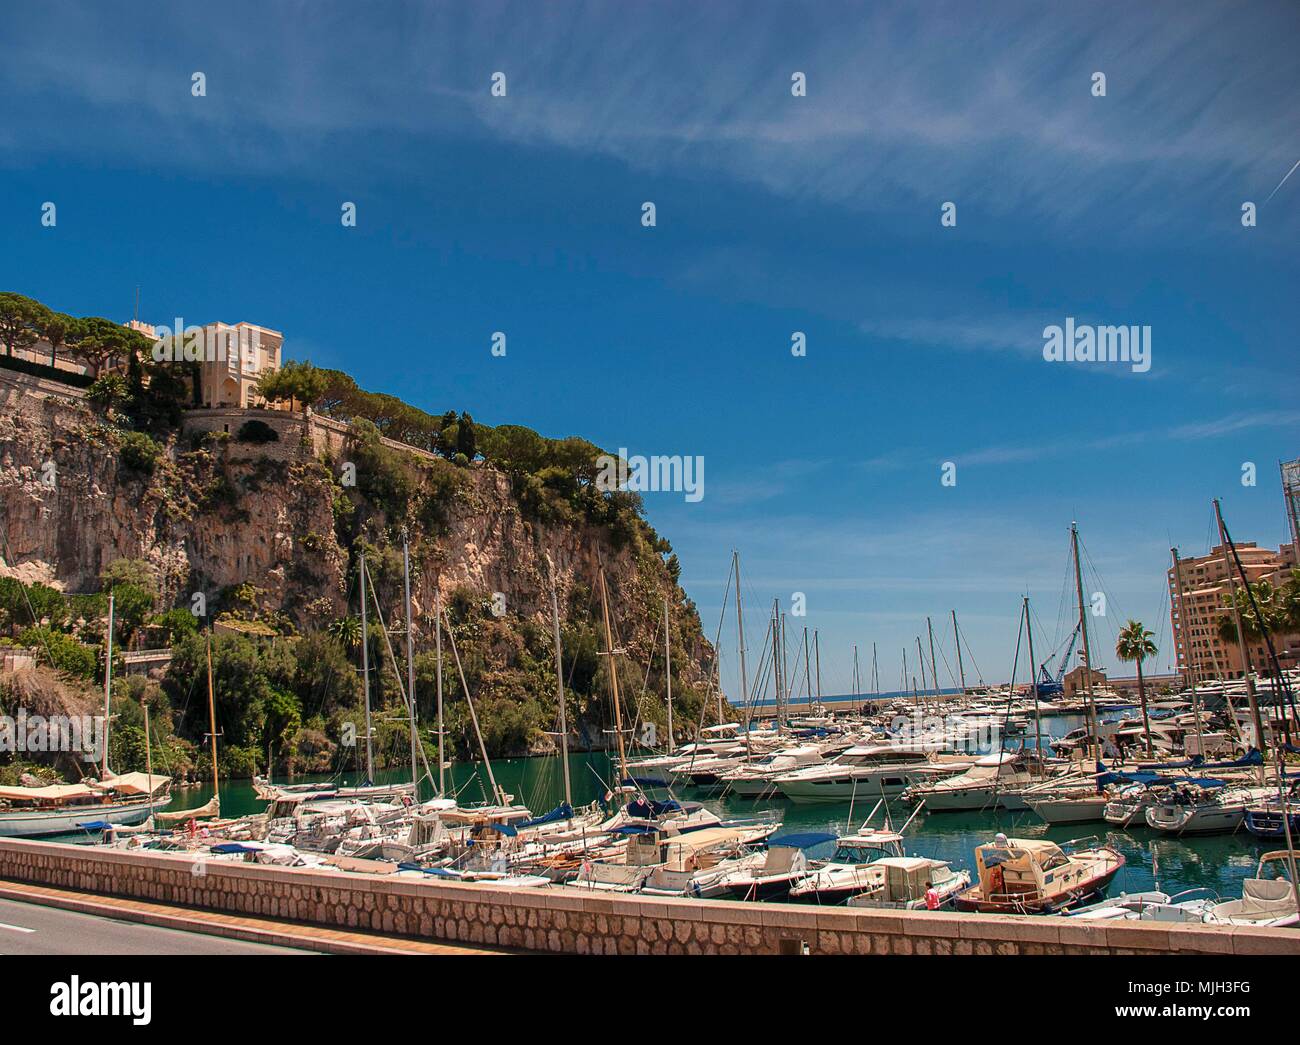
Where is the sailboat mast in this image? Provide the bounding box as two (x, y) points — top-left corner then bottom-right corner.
(902, 646), (910, 707)
(663, 593), (674, 750)
(401, 530), (419, 797)
(733, 551), (748, 718)
(359, 550), (374, 783)
(771, 600), (783, 727)
(143, 697), (154, 817)
(1214, 498), (1268, 758)
(871, 642), (879, 696)
(814, 630), (822, 703)
(205, 629), (219, 806)
(597, 568), (629, 780)
(780, 612), (789, 724)
(795, 629), (806, 712)
(927, 616), (939, 700)
(1171, 547), (1205, 755)
(916, 637), (927, 703)
(1070, 522), (1099, 753)
(1023, 596), (1041, 752)
(952, 610), (966, 693)
(853, 644), (860, 695)
(102, 593), (114, 777)
(443, 606), (502, 803)
(435, 588), (445, 796)
(547, 556), (572, 807)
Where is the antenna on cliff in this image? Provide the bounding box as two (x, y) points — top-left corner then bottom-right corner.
(134, 286), (140, 324)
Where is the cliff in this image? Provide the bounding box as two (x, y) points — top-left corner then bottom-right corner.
(0, 372), (718, 763)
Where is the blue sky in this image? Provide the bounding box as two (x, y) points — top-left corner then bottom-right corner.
(1, 1), (1297, 696)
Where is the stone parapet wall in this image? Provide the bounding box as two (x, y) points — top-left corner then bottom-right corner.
(182, 407), (439, 466)
(1, 839), (1295, 955)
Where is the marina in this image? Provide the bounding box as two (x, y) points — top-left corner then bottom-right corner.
(28, 703), (1294, 917)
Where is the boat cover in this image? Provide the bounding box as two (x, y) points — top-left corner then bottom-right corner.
(98, 772), (171, 796)
(769, 832), (837, 849)
(517, 803), (576, 828)
(0, 783), (96, 803)
(626, 798), (681, 818)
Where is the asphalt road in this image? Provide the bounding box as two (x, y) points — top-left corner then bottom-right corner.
(0, 898), (313, 955)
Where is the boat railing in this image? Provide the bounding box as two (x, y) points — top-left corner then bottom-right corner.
(1166, 887), (1220, 905)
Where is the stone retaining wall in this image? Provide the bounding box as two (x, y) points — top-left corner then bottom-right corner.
(183, 407), (440, 466)
(2, 839), (1297, 954)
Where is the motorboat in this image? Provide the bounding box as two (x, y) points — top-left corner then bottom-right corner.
(1103, 781), (1163, 827)
(1244, 783), (1300, 839)
(772, 744), (969, 804)
(1023, 790), (1109, 824)
(786, 829), (906, 904)
(1144, 783), (1275, 835)
(1201, 851), (1300, 927)
(953, 835), (1125, 914)
(846, 857), (971, 911)
(720, 744), (835, 798)
(1066, 888), (1218, 922)
(714, 832), (833, 901)
(901, 753), (1037, 812)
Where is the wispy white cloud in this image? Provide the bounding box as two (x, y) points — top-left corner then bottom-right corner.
(3, 1), (1297, 235)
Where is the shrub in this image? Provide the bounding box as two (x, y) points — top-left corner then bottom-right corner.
(17, 626), (97, 679)
(118, 431), (162, 476)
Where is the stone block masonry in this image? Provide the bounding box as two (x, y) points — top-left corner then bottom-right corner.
(1, 839), (1296, 954)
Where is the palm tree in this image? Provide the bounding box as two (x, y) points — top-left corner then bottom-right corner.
(1115, 620), (1158, 757)
(328, 615), (362, 650)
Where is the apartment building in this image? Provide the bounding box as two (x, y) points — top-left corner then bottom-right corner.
(1169, 539), (1299, 682)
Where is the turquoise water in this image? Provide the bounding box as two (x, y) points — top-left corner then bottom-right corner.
(60, 710), (1276, 902)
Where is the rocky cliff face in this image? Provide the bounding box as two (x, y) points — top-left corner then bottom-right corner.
(0, 376), (717, 752)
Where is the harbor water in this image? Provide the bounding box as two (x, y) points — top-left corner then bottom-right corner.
(93, 708), (1276, 905)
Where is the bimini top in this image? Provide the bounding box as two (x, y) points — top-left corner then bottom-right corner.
(979, 838), (1065, 859)
(839, 830), (904, 847)
(769, 832), (838, 850)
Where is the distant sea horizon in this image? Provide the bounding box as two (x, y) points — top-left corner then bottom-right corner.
(747, 687), (967, 709)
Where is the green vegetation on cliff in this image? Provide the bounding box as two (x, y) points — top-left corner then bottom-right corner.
(0, 290), (721, 784)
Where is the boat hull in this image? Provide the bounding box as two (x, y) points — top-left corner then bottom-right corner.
(725, 777), (782, 798)
(1025, 795), (1109, 825)
(0, 797), (158, 838)
(1144, 803), (1245, 835)
(954, 863), (1122, 914)
(722, 875), (802, 902)
(774, 770), (922, 804)
(1244, 809), (1300, 839)
(911, 785), (1028, 813)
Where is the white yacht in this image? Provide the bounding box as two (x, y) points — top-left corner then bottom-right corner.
(901, 753), (1037, 812)
(772, 744), (969, 804)
(1144, 783), (1275, 835)
(720, 743), (835, 798)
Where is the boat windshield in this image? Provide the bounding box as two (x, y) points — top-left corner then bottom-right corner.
(832, 844), (889, 865)
(1040, 852), (1069, 872)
